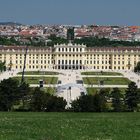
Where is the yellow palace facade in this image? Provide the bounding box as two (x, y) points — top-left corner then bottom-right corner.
(0, 43), (140, 71)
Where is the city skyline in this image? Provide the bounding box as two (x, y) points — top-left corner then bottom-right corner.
(0, 0), (140, 25)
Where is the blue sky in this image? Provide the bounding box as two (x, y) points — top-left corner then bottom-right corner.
(0, 0), (140, 25)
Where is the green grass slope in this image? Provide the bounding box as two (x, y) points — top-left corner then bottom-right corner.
(0, 112), (139, 140)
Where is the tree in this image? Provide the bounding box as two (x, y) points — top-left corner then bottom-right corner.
(30, 87), (67, 112)
(46, 96), (67, 112)
(97, 89), (108, 111)
(110, 88), (123, 112)
(0, 61), (6, 72)
(30, 87), (47, 111)
(94, 93), (104, 112)
(71, 95), (95, 112)
(71, 92), (108, 112)
(134, 61), (140, 73)
(125, 82), (138, 111)
(0, 78), (19, 111)
(67, 28), (75, 41)
(19, 82), (30, 108)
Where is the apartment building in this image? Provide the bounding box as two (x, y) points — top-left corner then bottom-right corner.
(0, 43), (140, 71)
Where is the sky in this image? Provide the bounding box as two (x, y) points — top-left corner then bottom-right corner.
(0, 0), (140, 25)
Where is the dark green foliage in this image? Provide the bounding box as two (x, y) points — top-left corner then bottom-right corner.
(110, 88), (124, 112)
(0, 61), (6, 72)
(1, 35), (140, 47)
(30, 87), (67, 112)
(74, 37), (140, 47)
(30, 87), (46, 111)
(134, 61), (140, 73)
(125, 82), (138, 111)
(0, 36), (20, 45)
(71, 95), (95, 112)
(67, 28), (75, 40)
(97, 89), (108, 111)
(0, 78), (19, 111)
(47, 35), (68, 46)
(71, 89), (108, 112)
(19, 82), (30, 108)
(47, 96), (67, 112)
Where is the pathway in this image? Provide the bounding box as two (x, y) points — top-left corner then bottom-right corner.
(56, 70), (86, 107)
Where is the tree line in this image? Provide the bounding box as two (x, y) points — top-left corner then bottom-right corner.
(1, 35), (140, 47)
(0, 78), (140, 112)
(74, 37), (140, 47)
(72, 82), (140, 112)
(0, 78), (67, 111)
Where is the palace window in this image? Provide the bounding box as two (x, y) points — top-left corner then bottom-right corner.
(69, 60), (71, 65)
(73, 60), (75, 65)
(65, 60), (67, 65)
(76, 48), (78, 51)
(90, 61), (92, 64)
(73, 48), (75, 52)
(62, 60), (64, 65)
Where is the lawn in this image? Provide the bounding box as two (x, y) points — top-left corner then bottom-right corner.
(41, 87), (56, 95)
(81, 71), (123, 75)
(0, 112), (139, 140)
(83, 77), (131, 85)
(17, 71), (59, 75)
(87, 87), (127, 95)
(31, 87), (56, 95)
(13, 77), (58, 84)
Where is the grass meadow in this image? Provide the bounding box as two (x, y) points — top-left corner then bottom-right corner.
(0, 112), (139, 140)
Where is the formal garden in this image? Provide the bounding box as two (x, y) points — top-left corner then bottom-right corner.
(17, 71), (59, 75)
(13, 76), (58, 84)
(83, 77), (131, 85)
(87, 87), (127, 95)
(81, 71), (123, 75)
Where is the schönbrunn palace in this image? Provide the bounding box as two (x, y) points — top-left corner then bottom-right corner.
(0, 43), (140, 71)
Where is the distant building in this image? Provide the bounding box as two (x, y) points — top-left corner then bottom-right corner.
(0, 44), (140, 71)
